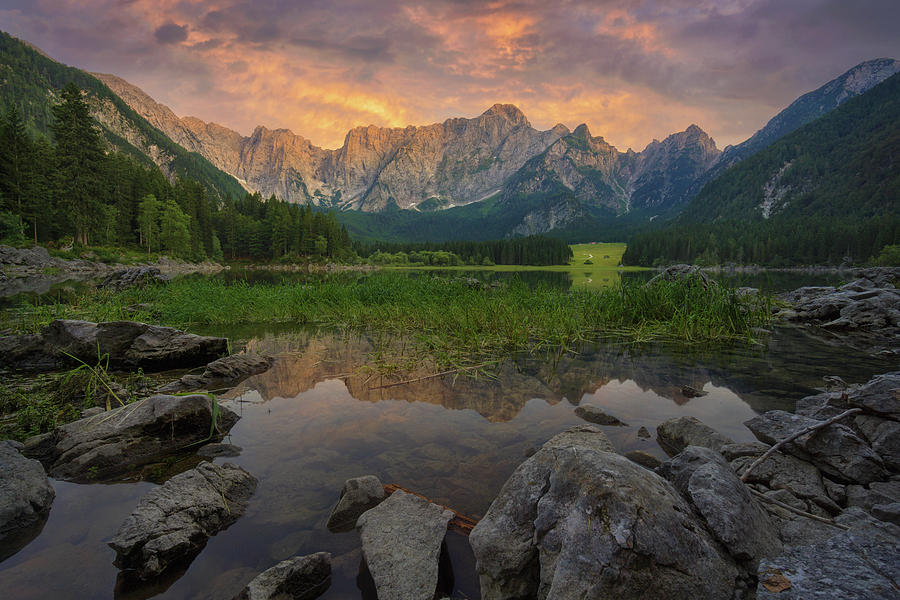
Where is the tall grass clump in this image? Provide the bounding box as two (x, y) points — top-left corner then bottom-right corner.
(3, 273), (773, 369)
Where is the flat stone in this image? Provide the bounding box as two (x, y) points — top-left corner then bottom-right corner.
(757, 521), (900, 600)
(158, 353), (273, 394)
(656, 416), (734, 455)
(233, 552), (331, 600)
(624, 450), (661, 469)
(109, 462), (257, 579)
(0, 441), (55, 561)
(745, 410), (886, 484)
(23, 394), (239, 482)
(573, 405), (628, 426)
(326, 475), (386, 533)
(356, 490), (453, 600)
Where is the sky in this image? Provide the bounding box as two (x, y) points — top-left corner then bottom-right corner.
(2, 0), (899, 151)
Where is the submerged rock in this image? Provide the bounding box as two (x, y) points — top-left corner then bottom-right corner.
(233, 552), (331, 600)
(573, 404), (628, 426)
(624, 449), (661, 469)
(0, 319), (228, 372)
(356, 490), (453, 600)
(0, 441), (55, 561)
(745, 410), (886, 484)
(326, 475), (386, 533)
(109, 462), (257, 579)
(23, 393), (239, 482)
(656, 415), (734, 455)
(757, 520), (900, 600)
(158, 353), (273, 394)
(470, 426), (743, 600)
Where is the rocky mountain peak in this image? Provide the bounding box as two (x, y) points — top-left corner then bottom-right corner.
(551, 123), (571, 136)
(571, 123), (592, 139)
(480, 103), (529, 126)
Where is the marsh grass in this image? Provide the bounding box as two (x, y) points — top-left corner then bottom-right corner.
(5, 273), (774, 373)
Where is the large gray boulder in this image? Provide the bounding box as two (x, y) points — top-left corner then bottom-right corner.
(0, 441), (55, 561)
(356, 490), (453, 600)
(656, 416), (734, 455)
(109, 462), (257, 579)
(0, 319), (228, 372)
(797, 372), (900, 421)
(757, 521), (900, 599)
(745, 410), (886, 484)
(326, 475), (386, 533)
(659, 446), (781, 562)
(22, 393), (239, 482)
(779, 278), (900, 331)
(233, 552), (331, 600)
(469, 426), (742, 600)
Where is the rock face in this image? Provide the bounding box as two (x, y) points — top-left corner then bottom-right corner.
(469, 426), (742, 600)
(757, 520), (900, 600)
(656, 415), (735, 455)
(745, 410), (886, 484)
(0, 441), (55, 561)
(23, 393), (239, 481)
(356, 490), (453, 600)
(0, 319), (228, 372)
(573, 404), (628, 426)
(234, 552), (332, 600)
(157, 353), (273, 394)
(109, 462), (257, 579)
(326, 475), (386, 533)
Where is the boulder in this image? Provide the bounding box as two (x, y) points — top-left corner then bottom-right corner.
(796, 372), (900, 421)
(745, 410), (886, 484)
(109, 462), (257, 579)
(731, 452), (834, 512)
(720, 441), (770, 461)
(356, 490), (453, 600)
(470, 427), (742, 600)
(0, 441), (55, 561)
(158, 353), (273, 394)
(326, 475), (387, 533)
(757, 521), (900, 600)
(648, 264), (714, 288)
(573, 404), (628, 426)
(0, 319), (228, 372)
(656, 416), (734, 455)
(23, 393), (239, 482)
(101, 267), (171, 291)
(233, 552), (331, 600)
(659, 446), (781, 562)
(624, 450), (661, 469)
(779, 279), (900, 332)
(845, 481), (900, 511)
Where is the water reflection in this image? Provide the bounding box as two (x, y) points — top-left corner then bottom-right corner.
(2, 326), (896, 600)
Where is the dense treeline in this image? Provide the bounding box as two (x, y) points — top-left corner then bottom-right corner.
(0, 83), (353, 261)
(353, 236), (573, 266)
(623, 215), (900, 267)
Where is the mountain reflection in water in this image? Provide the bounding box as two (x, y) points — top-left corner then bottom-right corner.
(2, 326), (896, 600)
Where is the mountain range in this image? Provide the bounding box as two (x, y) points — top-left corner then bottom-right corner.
(1, 30), (897, 241)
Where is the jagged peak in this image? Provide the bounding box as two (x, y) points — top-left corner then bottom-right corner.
(571, 123), (592, 139)
(550, 123), (570, 136)
(480, 103), (529, 125)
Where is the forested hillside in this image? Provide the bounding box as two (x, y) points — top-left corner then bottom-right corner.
(624, 72), (900, 266)
(0, 83), (354, 261)
(353, 236), (573, 266)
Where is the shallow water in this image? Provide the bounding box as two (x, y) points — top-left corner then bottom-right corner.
(2, 315), (897, 599)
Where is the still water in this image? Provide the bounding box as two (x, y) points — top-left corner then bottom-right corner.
(0, 270), (891, 599)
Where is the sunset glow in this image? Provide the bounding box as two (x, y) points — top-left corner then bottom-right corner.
(2, 0), (898, 150)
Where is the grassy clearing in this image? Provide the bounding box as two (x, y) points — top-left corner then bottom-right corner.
(6, 272), (774, 373)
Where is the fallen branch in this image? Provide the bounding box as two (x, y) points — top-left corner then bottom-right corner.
(368, 363), (495, 390)
(749, 488), (848, 530)
(740, 406), (861, 482)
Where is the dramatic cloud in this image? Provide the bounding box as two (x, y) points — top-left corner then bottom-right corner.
(2, 0), (899, 150)
(153, 22), (188, 45)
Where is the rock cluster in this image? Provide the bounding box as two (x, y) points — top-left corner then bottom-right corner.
(647, 263), (715, 288)
(109, 461), (257, 579)
(0, 440), (55, 561)
(22, 393), (239, 481)
(0, 319), (228, 372)
(778, 270), (900, 333)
